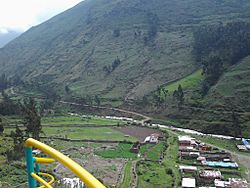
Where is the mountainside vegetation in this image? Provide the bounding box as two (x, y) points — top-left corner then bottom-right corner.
(1, 0), (250, 102)
(0, 0), (250, 136)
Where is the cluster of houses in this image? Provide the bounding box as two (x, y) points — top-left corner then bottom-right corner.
(178, 135), (249, 188)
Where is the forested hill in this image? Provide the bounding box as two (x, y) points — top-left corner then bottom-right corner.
(1, 0), (250, 103)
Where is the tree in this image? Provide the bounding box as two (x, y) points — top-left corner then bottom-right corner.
(0, 73), (8, 91)
(65, 85), (70, 94)
(0, 118), (4, 134)
(94, 95), (101, 106)
(232, 111), (241, 137)
(201, 55), (224, 95)
(6, 125), (24, 161)
(111, 57), (121, 71)
(113, 28), (120, 37)
(0, 91), (20, 115)
(173, 84), (184, 109)
(22, 98), (42, 140)
(162, 88), (169, 108)
(153, 86), (163, 108)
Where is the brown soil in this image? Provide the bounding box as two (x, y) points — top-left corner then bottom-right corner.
(53, 144), (126, 187)
(114, 126), (163, 142)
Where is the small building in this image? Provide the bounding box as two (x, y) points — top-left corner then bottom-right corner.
(130, 142), (140, 153)
(228, 178), (249, 188)
(199, 143), (212, 151)
(182, 178), (196, 188)
(199, 170), (222, 181)
(242, 139), (250, 149)
(214, 179), (229, 188)
(201, 161), (238, 169)
(191, 140), (199, 148)
(179, 165), (197, 173)
(179, 146), (195, 152)
(214, 178), (249, 188)
(197, 156), (206, 161)
(237, 145), (249, 152)
(200, 152), (231, 161)
(144, 133), (159, 144)
(178, 136), (195, 146)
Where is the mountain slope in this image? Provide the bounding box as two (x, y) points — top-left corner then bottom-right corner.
(0, 30), (21, 48)
(1, 0), (250, 102)
(147, 55), (250, 137)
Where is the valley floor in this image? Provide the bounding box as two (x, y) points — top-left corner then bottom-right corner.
(0, 114), (249, 187)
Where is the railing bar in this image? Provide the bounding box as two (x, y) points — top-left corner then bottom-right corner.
(31, 173), (52, 188)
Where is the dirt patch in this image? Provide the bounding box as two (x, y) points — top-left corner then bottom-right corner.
(52, 144), (126, 187)
(114, 126), (163, 142)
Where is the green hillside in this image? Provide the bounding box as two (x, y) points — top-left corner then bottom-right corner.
(1, 0), (250, 103)
(148, 55), (250, 137)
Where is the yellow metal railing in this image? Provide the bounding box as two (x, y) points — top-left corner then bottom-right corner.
(25, 138), (106, 188)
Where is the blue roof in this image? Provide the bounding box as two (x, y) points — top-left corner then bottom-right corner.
(205, 161), (238, 168)
(242, 139), (250, 146)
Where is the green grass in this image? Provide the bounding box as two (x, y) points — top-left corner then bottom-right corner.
(42, 127), (137, 141)
(162, 134), (181, 187)
(140, 144), (154, 156)
(162, 69), (204, 93)
(95, 143), (137, 159)
(120, 160), (133, 188)
(0, 136), (26, 187)
(137, 161), (173, 188)
(137, 132), (179, 188)
(42, 115), (125, 126)
(0, 162), (27, 187)
(146, 142), (165, 161)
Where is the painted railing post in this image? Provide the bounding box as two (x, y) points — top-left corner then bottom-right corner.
(35, 163), (40, 187)
(25, 147), (36, 188)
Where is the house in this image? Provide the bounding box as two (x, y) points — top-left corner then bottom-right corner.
(179, 146), (195, 152)
(130, 142), (140, 153)
(214, 178), (249, 188)
(178, 136), (195, 146)
(201, 161), (238, 169)
(179, 165), (197, 173)
(242, 139), (250, 150)
(214, 179), (229, 188)
(197, 156), (206, 161)
(182, 178), (196, 188)
(144, 134), (159, 144)
(199, 170), (222, 181)
(237, 145), (248, 152)
(180, 152), (200, 159)
(228, 178), (249, 188)
(199, 143), (212, 151)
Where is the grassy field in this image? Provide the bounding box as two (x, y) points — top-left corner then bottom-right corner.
(42, 115), (125, 126)
(95, 143), (137, 159)
(146, 142), (165, 161)
(1, 115), (126, 126)
(120, 160), (133, 188)
(137, 161), (173, 188)
(42, 127), (137, 142)
(137, 133), (180, 188)
(162, 134), (181, 187)
(161, 69), (204, 93)
(0, 136), (27, 187)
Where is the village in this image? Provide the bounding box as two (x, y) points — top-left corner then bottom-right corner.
(178, 135), (250, 188)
